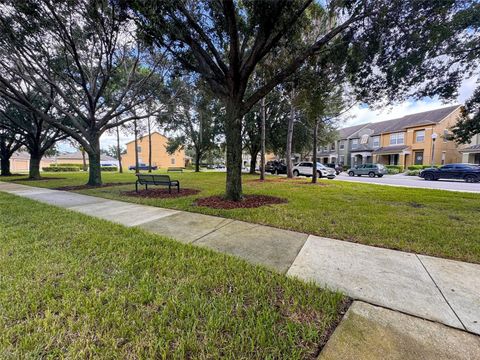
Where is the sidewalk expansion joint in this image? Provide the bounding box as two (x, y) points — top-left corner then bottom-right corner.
(190, 219), (235, 244)
(415, 254), (467, 331)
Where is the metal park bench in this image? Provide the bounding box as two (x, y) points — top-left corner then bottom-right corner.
(135, 173), (180, 193)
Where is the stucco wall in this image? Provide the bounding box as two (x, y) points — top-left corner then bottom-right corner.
(122, 132), (185, 169)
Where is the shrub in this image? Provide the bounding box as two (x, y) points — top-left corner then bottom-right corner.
(407, 165), (423, 171)
(101, 166), (118, 172)
(407, 165), (437, 170)
(406, 169), (421, 176)
(50, 163), (84, 168)
(385, 165), (404, 174)
(42, 166), (80, 172)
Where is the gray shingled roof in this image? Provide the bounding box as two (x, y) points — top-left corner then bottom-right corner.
(373, 145), (410, 154)
(363, 105), (460, 135)
(460, 145), (480, 153)
(338, 123), (370, 139)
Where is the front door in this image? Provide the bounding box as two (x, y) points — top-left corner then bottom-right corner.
(414, 151), (424, 165)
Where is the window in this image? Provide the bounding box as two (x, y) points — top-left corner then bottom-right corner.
(137, 146), (142, 153)
(351, 139), (359, 149)
(339, 155), (344, 164)
(441, 151), (446, 165)
(390, 132), (404, 145)
(372, 136), (380, 148)
(415, 130), (425, 143)
(171, 158), (175, 165)
(360, 134), (369, 144)
(340, 141), (345, 150)
(330, 143), (336, 151)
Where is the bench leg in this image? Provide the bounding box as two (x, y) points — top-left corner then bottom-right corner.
(177, 183), (180, 193)
(135, 181), (138, 192)
(145, 184), (148, 191)
(168, 184), (171, 194)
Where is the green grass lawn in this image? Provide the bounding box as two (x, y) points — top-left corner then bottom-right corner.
(0, 192), (345, 358)
(4, 170), (480, 264)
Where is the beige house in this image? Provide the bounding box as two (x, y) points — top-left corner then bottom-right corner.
(459, 134), (480, 164)
(122, 132), (185, 169)
(9, 152), (53, 172)
(7, 151), (117, 172)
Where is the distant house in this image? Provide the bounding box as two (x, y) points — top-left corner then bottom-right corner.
(122, 132), (185, 169)
(55, 151), (119, 167)
(8, 152), (53, 173)
(7, 151), (118, 172)
(318, 105), (463, 167)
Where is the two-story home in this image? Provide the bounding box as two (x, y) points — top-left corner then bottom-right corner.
(318, 105), (463, 167)
(123, 132), (186, 169)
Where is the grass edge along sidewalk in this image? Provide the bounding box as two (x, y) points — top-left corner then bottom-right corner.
(0, 191), (346, 359)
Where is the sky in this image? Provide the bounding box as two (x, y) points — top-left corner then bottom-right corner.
(59, 75), (478, 153)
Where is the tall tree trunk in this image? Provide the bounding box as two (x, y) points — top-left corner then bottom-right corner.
(312, 119), (319, 184)
(86, 137), (102, 186)
(0, 152), (12, 176)
(286, 89), (295, 178)
(249, 149), (258, 174)
(28, 151), (42, 180)
(225, 101), (243, 201)
(260, 97), (266, 181)
(116, 125), (123, 173)
(147, 118), (152, 173)
(195, 149), (201, 172)
(134, 120), (139, 173)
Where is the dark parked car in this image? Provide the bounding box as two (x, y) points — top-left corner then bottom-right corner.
(325, 163), (343, 175)
(128, 163), (158, 171)
(420, 163), (480, 182)
(265, 160), (287, 175)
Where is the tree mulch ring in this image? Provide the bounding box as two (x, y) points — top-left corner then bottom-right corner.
(54, 182), (132, 191)
(123, 188), (200, 198)
(194, 194), (288, 209)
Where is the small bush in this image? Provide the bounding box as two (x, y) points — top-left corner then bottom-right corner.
(42, 166), (80, 172)
(407, 165), (437, 170)
(406, 169), (421, 176)
(50, 163), (84, 169)
(101, 166), (118, 172)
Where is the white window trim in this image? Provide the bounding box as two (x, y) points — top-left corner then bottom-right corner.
(415, 130), (425, 143)
(390, 132), (405, 145)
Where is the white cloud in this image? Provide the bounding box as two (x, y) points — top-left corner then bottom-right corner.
(341, 76), (478, 127)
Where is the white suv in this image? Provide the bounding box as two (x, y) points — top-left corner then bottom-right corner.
(293, 162), (336, 179)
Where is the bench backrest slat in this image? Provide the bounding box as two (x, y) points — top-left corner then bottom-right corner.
(136, 174), (171, 184)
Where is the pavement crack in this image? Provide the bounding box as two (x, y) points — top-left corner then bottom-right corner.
(416, 254), (467, 331)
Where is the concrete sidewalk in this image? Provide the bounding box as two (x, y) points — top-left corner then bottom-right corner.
(1, 181), (479, 337)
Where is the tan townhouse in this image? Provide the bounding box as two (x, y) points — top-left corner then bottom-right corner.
(319, 105), (463, 168)
(122, 132), (185, 169)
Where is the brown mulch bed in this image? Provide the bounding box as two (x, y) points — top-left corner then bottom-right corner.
(194, 194), (288, 209)
(54, 182), (132, 191)
(123, 188), (200, 198)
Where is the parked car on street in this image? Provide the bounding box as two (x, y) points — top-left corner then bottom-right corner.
(265, 160), (287, 175)
(347, 163), (387, 177)
(420, 163), (480, 182)
(292, 162), (336, 179)
(128, 163), (158, 171)
(325, 163), (343, 175)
